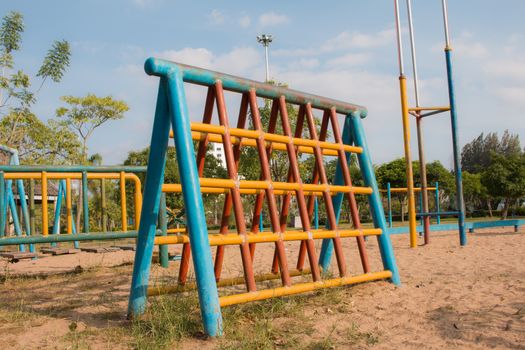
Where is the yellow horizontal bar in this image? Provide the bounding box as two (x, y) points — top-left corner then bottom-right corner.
(163, 184), (327, 196)
(191, 131), (341, 157)
(408, 106), (450, 112)
(163, 179), (372, 195)
(219, 270), (392, 307)
(4, 172), (140, 181)
(148, 268), (312, 296)
(379, 187), (436, 193)
(153, 228), (382, 246)
(166, 228), (186, 234)
(170, 123), (363, 154)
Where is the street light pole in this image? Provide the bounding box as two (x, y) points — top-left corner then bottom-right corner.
(257, 34), (273, 82)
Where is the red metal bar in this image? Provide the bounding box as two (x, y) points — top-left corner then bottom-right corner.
(250, 99), (279, 258)
(178, 87), (215, 284)
(302, 105), (346, 277)
(328, 108), (370, 273)
(277, 97), (321, 281)
(248, 92), (291, 286)
(214, 93), (249, 280)
(297, 111), (330, 270)
(271, 105), (306, 274)
(214, 81), (257, 292)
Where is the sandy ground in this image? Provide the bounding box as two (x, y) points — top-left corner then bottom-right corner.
(0, 227), (524, 349)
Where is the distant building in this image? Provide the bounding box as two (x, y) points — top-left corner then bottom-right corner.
(210, 142), (226, 167)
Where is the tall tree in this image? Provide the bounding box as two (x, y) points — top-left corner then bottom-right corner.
(481, 152), (525, 219)
(56, 94), (128, 163)
(461, 131), (521, 173)
(0, 11), (72, 163)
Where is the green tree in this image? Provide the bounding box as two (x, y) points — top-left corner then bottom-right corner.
(481, 152), (525, 219)
(461, 131), (521, 174)
(0, 11), (73, 163)
(462, 171), (488, 216)
(123, 145), (227, 225)
(56, 94), (128, 163)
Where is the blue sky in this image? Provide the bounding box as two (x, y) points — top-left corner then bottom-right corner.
(2, 0), (524, 167)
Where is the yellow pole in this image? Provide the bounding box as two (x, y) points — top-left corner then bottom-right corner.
(399, 76), (417, 247)
(66, 178), (72, 234)
(120, 171), (127, 232)
(41, 171), (48, 235)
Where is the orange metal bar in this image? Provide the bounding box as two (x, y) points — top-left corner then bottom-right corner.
(186, 122), (363, 154)
(154, 228), (383, 246)
(120, 171), (127, 232)
(219, 270), (392, 307)
(66, 178), (72, 234)
(148, 268), (312, 296)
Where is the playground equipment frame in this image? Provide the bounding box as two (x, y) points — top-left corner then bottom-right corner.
(393, 0), (466, 247)
(128, 58), (400, 336)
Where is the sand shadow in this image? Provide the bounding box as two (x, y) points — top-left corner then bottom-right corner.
(429, 303), (525, 349)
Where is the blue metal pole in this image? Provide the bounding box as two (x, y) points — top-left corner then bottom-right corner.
(7, 186), (25, 252)
(259, 209), (263, 232)
(435, 182), (441, 224)
(128, 80), (171, 319)
(159, 192), (169, 268)
(82, 171), (89, 233)
(318, 117), (352, 271)
(387, 182), (392, 228)
(51, 180), (65, 248)
(445, 48), (466, 246)
(164, 68), (222, 336)
(9, 151), (32, 251)
(314, 196), (319, 230)
(69, 186), (79, 249)
(349, 112), (400, 285)
(419, 189), (423, 227)
(0, 172), (5, 238)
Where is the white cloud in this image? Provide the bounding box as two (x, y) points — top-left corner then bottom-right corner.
(132, 0), (158, 8)
(157, 48), (215, 69)
(259, 12), (290, 27)
(239, 15), (251, 28)
(273, 28), (394, 58)
(289, 58), (319, 70)
(155, 46), (261, 78)
(322, 28), (395, 51)
(326, 53), (370, 68)
(208, 9), (225, 25)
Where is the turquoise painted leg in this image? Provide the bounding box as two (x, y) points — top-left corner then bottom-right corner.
(445, 49), (466, 246)
(387, 182), (392, 228)
(7, 186), (25, 252)
(0, 172), (5, 238)
(128, 80), (172, 319)
(82, 171), (89, 233)
(70, 192), (79, 249)
(259, 210), (263, 232)
(51, 181), (65, 248)
(158, 192), (169, 268)
(10, 155), (33, 252)
(318, 117), (352, 271)
(349, 112), (400, 285)
(435, 182), (440, 224)
(314, 196), (319, 230)
(165, 69), (222, 336)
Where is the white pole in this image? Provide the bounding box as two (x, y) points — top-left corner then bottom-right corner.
(441, 0), (451, 48)
(406, 0), (421, 107)
(264, 45), (270, 82)
(394, 0), (405, 76)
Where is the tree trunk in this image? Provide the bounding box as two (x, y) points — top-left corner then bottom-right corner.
(487, 199), (493, 217)
(501, 198), (510, 220)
